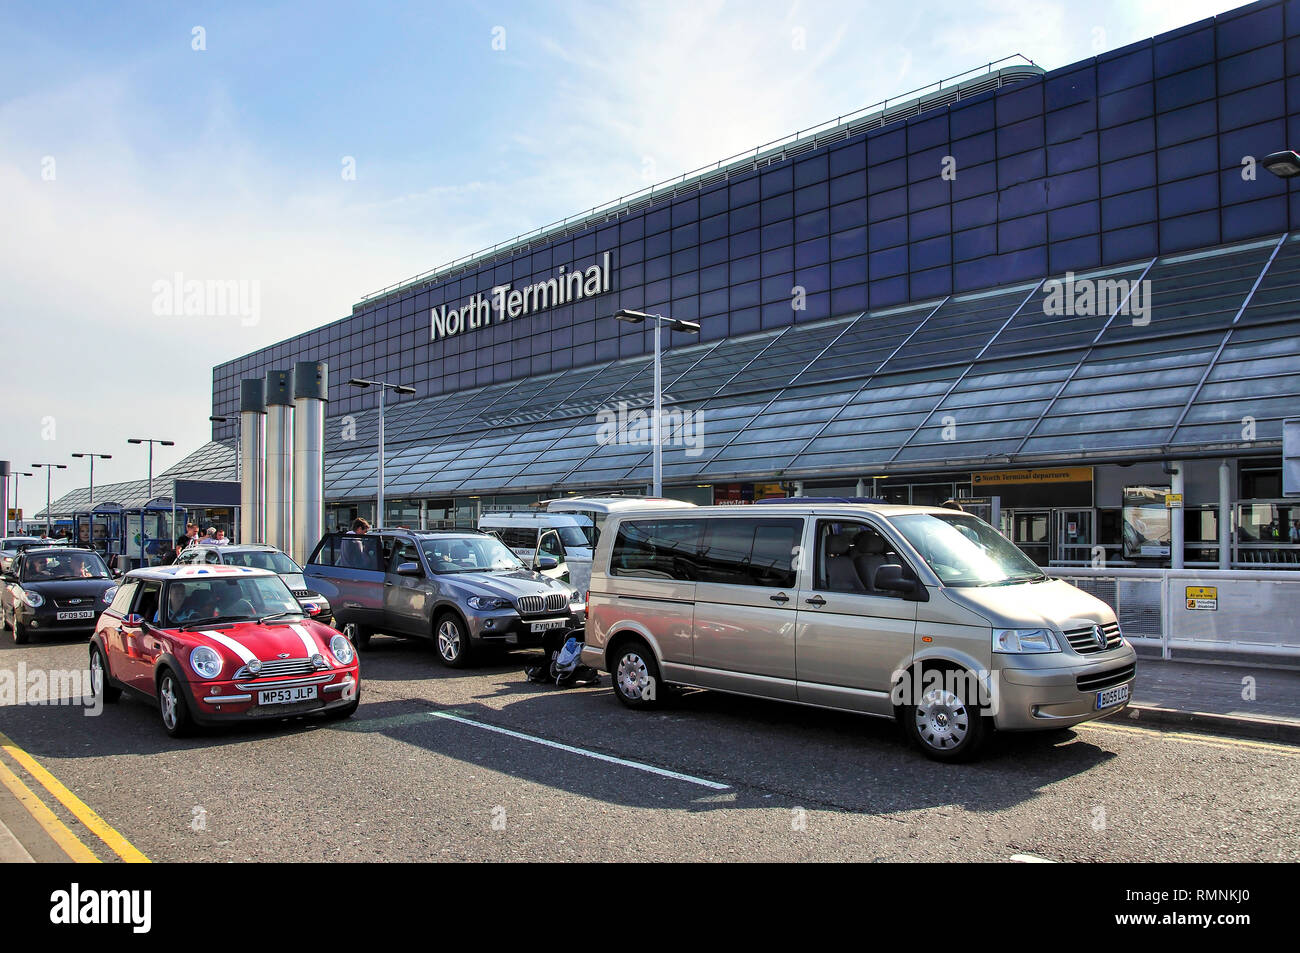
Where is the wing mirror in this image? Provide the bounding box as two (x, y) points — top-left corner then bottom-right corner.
(396, 561), (423, 577)
(302, 601), (323, 616)
(875, 564), (927, 601)
(123, 613), (145, 628)
(536, 556), (559, 571)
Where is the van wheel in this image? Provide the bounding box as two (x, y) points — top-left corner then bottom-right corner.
(342, 622), (371, 650)
(904, 679), (987, 762)
(435, 613), (473, 668)
(612, 639), (664, 709)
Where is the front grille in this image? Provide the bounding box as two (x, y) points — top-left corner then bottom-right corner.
(1076, 663), (1136, 693)
(515, 593), (570, 615)
(290, 589), (318, 600)
(53, 597), (97, 609)
(1064, 621), (1123, 655)
(233, 658), (318, 680)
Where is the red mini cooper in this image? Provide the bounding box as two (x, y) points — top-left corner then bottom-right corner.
(90, 564), (360, 737)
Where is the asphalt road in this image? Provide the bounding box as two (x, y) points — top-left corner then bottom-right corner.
(1, 629), (1297, 863)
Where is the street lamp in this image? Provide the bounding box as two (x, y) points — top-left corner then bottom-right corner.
(127, 437), (174, 499)
(614, 309), (702, 497)
(7, 470), (33, 534)
(72, 452), (112, 547)
(347, 378), (416, 528)
(209, 416), (241, 479)
(30, 463), (68, 536)
(1262, 150), (1300, 178)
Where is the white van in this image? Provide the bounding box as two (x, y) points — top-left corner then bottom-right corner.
(581, 503), (1136, 762)
(477, 511), (594, 589)
(544, 496), (695, 552)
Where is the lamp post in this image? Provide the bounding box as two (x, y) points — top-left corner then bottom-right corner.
(347, 378), (416, 528)
(30, 463), (68, 536)
(127, 437), (174, 500)
(71, 452), (112, 548)
(209, 416), (241, 480)
(6, 470), (33, 534)
(613, 309), (702, 497)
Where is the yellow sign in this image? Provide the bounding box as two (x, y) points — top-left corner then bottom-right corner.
(6, 508), (19, 522)
(1186, 586), (1217, 611)
(972, 467), (1093, 486)
(1165, 493), (1184, 508)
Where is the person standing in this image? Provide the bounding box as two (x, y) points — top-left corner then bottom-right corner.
(350, 518), (370, 534)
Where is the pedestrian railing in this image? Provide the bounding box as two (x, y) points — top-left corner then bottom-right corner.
(1044, 567), (1300, 660)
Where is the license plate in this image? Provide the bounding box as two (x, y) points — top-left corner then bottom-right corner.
(530, 619), (567, 633)
(1096, 684), (1130, 710)
(56, 610), (95, 621)
(258, 685), (318, 706)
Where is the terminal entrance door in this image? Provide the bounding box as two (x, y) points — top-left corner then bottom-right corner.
(1009, 510), (1051, 565)
(1054, 509), (1095, 565)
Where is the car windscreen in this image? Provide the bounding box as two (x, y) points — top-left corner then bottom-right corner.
(161, 576), (302, 626)
(556, 526), (591, 549)
(421, 536), (524, 573)
(889, 512), (1046, 587)
(220, 550), (301, 574)
(20, 551), (111, 582)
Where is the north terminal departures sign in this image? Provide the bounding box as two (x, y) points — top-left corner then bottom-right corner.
(430, 252), (612, 342)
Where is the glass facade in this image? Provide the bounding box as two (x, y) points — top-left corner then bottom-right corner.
(212, 0), (1300, 440)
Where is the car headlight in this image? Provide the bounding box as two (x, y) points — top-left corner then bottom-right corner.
(466, 595), (509, 610)
(993, 628), (1060, 654)
(17, 589), (44, 608)
(189, 645), (223, 679)
(102, 586), (118, 604)
(329, 633), (355, 665)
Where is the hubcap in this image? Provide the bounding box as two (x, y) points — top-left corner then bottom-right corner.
(616, 653), (649, 700)
(437, 621), (461, 660)
(160, 677), (178, 730)
(90, 652), (103, 696)
(914, 688), (969, 750)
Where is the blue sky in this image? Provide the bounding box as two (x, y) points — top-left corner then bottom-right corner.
(0, 0), (1240, 504)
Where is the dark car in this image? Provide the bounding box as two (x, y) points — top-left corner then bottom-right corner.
(174, 543), (333, 624)
(0, 536), (61, 575)
(1, 547), (118, 644)
(304, 529), (585, 667)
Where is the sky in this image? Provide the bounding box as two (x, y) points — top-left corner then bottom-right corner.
(0, 0), (1243, 508)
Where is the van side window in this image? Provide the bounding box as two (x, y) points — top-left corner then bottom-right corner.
(697, 518), (801, 588)
(816, 521), (905, 597)
(610, 519), (702, 580)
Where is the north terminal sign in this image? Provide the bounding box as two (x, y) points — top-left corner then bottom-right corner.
(430, 252), (613, 342)
(972, 467), (1093, 486)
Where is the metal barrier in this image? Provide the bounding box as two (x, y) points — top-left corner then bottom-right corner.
(1045, 567), (1300, 659)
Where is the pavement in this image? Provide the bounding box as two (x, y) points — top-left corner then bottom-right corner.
(1115, 650), (1300, 743)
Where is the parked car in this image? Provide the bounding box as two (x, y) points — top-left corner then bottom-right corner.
(174, 543), (333, 625)
(304, 529), (585, 667)
(89, 564), (359, 737)
(581, 503), (1137, 762)
(477, 510), (593, 588)
(0, 536), (66, 575)
(1, 547), (117, 644)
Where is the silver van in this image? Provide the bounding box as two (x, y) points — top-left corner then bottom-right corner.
(581, 504), (1137, 762)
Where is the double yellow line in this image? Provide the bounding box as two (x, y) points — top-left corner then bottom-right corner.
(0, 731), (149, 863)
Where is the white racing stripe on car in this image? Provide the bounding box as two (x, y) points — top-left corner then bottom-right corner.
(288, 623), (319, 659)
(197, 631), (258, 666)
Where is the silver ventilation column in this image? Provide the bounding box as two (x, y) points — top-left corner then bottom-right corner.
(238, 379), (267, 544)
(264, 370), (294, 553)
(292, 361), (327, 564)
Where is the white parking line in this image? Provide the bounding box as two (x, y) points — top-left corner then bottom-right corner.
(1009, 853), (1057, 863)
(429, 711), (730, 790)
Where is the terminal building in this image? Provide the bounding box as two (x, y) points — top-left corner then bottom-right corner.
(46, 0), (1300, 569)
